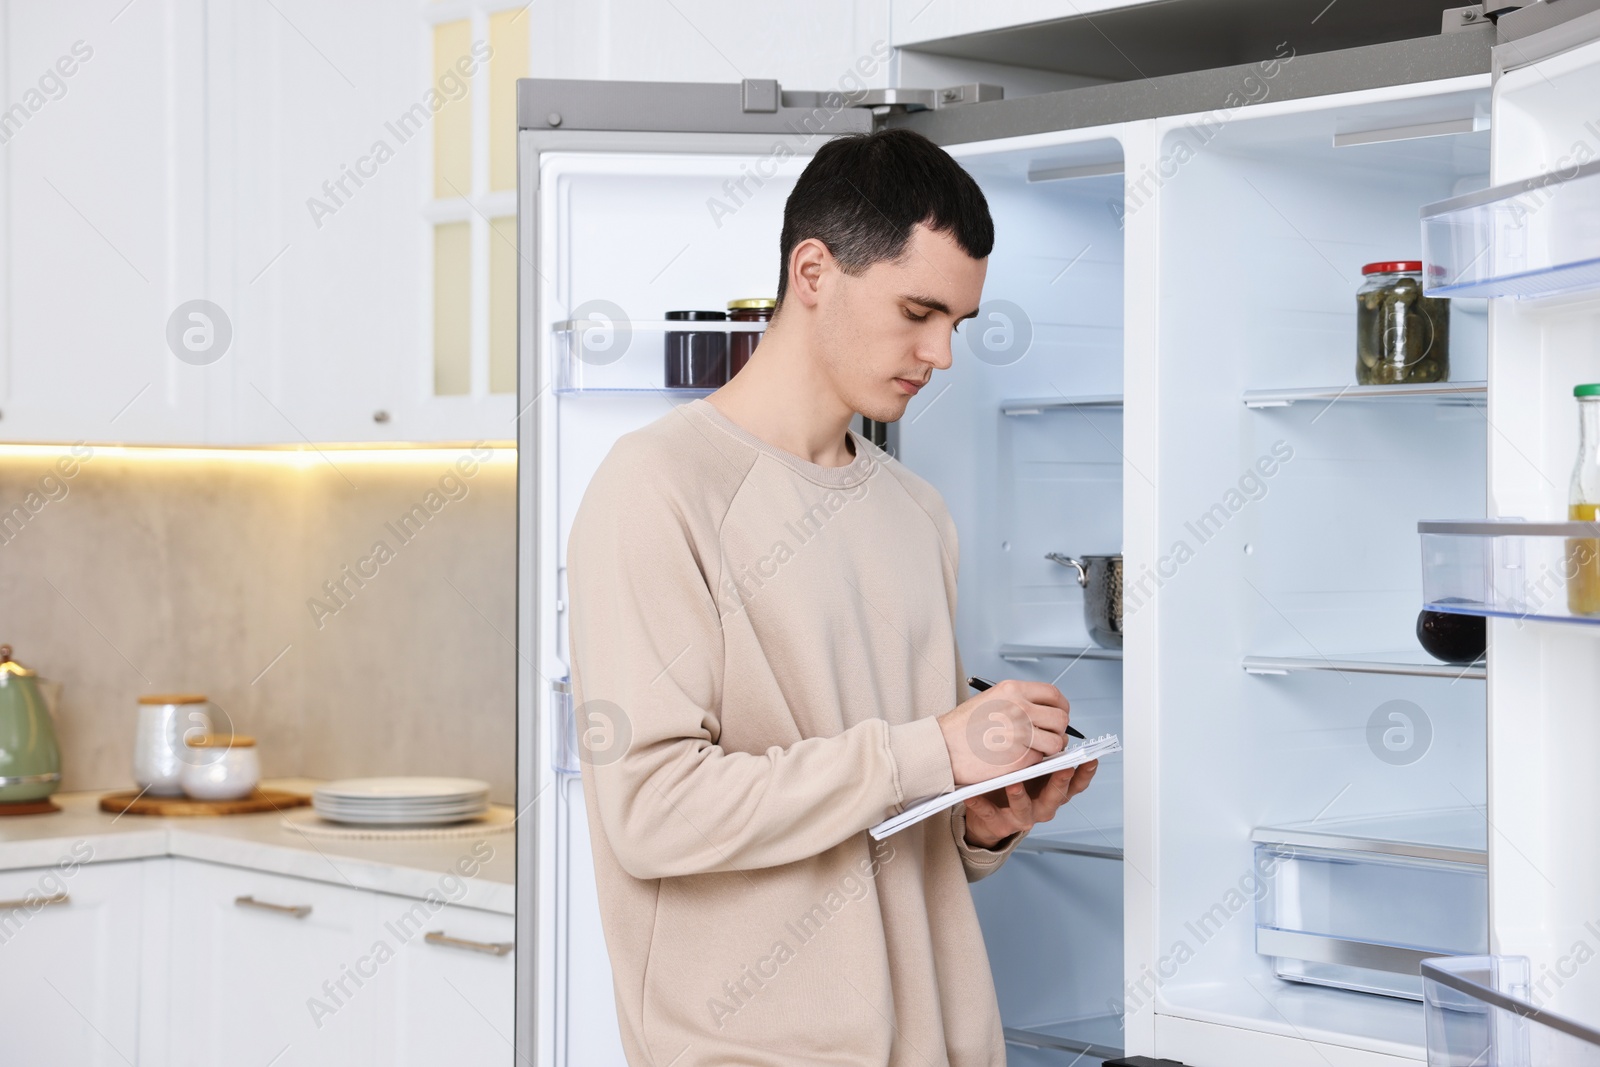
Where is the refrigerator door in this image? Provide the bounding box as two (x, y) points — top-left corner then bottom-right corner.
(515, 77), (875, 1067)
(1473, 3), (1600, 1037)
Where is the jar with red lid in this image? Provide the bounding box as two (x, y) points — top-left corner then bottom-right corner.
(1355, 261), (1449, 385)
(727, 298), (775, 378)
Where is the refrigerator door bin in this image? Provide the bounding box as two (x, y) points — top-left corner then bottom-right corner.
(553, 320), (767, 394)
(1419, 519), (1600, 626)
(1253, 814), (1487, 1001)
(1423, 955), (1600, 1065)
(1421, 160), (1600, 300)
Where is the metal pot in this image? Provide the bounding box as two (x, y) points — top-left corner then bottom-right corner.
(1046, 553), (1123, 650)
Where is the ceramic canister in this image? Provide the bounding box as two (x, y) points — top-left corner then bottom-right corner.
(133, 694), (212, 796)
(179, 734), (260, 801)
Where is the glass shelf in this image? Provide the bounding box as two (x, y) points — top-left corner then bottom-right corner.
(998, 643), (1122, 663)
(1001, 395), (1123, 415)
(1419, 519), (1600, 626)
(1242, 651), (1485, 680)
(1014, 823), (1124, 861)
(552, 319), (765, 394)
(1242, 381), (1486, 409)
(1253, 808), (1486, 867)
(1422, 159), (1600, 300)
(1003, 1013), (1124, 1058)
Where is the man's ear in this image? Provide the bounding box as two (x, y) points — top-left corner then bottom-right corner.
(787, 237), (831, 310)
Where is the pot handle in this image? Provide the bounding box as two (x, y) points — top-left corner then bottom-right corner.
(1045, 552), (1090, 587)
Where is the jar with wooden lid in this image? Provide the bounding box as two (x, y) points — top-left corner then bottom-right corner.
(133, 694), (212, 796)
(180, 734), (260, 801)
(728, 298), (775, 378)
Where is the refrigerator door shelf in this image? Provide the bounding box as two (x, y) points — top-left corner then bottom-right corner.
(1418, 519), (1600, 626)
(553, 320), (770, 394)
(1423, 955), (1600, 1065)
(1421, 159), (1600, 300)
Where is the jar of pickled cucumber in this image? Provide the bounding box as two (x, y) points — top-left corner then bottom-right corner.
(1355, 261), (1449, 385)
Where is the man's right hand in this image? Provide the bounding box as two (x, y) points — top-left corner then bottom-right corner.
(936, 679), (1072, 786)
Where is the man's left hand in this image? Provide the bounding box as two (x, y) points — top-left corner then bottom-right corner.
(962, 760), (1099, 849)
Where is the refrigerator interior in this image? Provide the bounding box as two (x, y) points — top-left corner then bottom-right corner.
(1479, 33), (1600, 1026)
(1152, 85), (1493, 1058)
(537, 148), (811, 1066)
(897, 136), (1128, 1063)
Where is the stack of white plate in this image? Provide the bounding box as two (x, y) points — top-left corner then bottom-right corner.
(312, 777), (490, 826)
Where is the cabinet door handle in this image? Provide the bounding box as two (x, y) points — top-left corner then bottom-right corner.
(0, 892), (68, 911)
(425, 931), (513, 956)
(235, 895), (311, 918)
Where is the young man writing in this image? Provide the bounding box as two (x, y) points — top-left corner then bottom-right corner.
(567, 127), (1099, 1066)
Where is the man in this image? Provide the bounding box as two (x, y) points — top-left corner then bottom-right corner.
(567, 127), (1098, 1066)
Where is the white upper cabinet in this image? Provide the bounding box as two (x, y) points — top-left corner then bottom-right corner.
(1, 0), (217, 445)
(218, 0), (520, 446)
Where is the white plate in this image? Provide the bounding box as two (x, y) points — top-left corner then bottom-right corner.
(314, 803), (488, 819)
(312, 807), (487, 827)
(314, 777), (490, 802)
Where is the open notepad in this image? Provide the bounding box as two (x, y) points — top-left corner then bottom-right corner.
(869, 733), (1122, 840)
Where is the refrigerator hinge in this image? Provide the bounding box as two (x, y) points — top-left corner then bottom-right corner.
(1441, 5), (1492, 33)
(743, 79), (1002, 123)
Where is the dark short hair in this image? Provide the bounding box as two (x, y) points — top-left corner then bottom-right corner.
(775, 128), (993, 307)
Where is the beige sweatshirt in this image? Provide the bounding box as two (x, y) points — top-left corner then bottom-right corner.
(567, 397), (1023, 1067)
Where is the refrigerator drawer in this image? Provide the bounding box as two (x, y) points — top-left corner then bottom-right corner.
(1254, 839), (1487, 1001)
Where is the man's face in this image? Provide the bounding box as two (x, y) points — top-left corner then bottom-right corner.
(813, 223), (987, 424)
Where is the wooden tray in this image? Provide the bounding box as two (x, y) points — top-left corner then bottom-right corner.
(99, 789), (310, 817)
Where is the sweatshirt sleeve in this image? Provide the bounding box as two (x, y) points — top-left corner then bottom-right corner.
(567, 445), (955, 881)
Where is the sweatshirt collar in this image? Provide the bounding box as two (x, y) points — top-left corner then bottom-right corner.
(687, 398), (881, 489)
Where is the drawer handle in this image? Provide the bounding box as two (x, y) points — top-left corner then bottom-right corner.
(0, 892), (68, 911)
(235, 895), (311, 918)
(425, 931), (513, 956)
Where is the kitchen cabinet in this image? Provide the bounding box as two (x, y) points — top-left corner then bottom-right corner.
(893, 0), (1158, 47)
(164, 856), (516, 1064)
(0, 0), (216, 445)
(166, 858), (382, 1065)
(374, 895), (516, 1064)
(0, 859), (147, 1066)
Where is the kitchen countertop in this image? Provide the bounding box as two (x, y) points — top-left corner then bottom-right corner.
(0, 778), (514, 914)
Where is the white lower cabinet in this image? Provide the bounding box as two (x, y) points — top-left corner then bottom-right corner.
(371, 896), (516, 1064)
(167, 859), (380, 1065)
(0, 858), (145, 1066)
(161, 857), (514, 1066)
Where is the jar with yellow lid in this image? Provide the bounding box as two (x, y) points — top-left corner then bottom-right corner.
(728, 298), (775, 378)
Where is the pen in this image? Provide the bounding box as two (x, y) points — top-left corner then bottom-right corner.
(966, 676), (1085, 739)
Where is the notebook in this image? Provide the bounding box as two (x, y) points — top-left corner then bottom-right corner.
(868, 733), (1122, 840)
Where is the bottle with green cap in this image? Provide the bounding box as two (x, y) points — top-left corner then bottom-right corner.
(1568, 383), (1600, 615)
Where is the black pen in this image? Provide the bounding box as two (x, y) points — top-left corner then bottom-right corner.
(966, 676), (1085, 739)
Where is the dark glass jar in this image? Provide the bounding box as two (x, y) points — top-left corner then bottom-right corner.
(727, 298), (775, 378)
(1356, 261), (1449, 385)
(664, 311), (727, 389)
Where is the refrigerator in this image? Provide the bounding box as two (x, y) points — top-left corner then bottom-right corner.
(514, 8), (1600, 1065)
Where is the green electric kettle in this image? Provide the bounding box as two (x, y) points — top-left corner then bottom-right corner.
(0, 646), (62, 803)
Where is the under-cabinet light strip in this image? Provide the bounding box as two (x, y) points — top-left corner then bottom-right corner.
(0, 444), (516, 466)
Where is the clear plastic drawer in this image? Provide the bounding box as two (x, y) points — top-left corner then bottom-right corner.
(1254, 811), (1487, 1001)
(1421, 161), (1600, 300)
(1419, 519), (1600, 626)
(1424, 955), (1600, 1065)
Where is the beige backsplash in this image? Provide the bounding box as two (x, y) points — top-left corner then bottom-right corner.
(0, 445), (516, 803)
